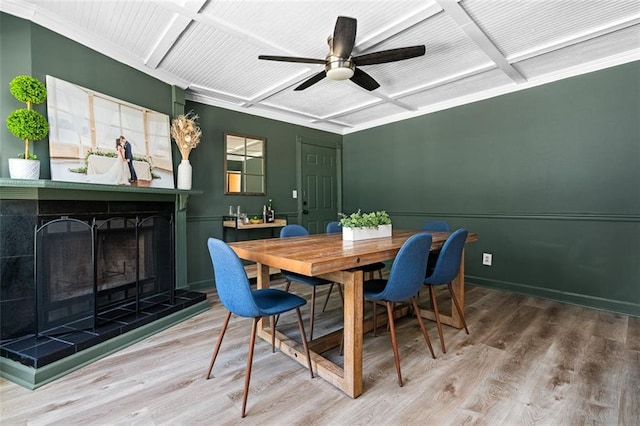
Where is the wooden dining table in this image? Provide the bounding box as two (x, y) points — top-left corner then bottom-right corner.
(228, 228), (478, 398)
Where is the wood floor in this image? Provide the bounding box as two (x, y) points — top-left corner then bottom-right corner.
(1, 279), (638, 425)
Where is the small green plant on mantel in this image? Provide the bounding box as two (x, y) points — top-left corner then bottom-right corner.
(6, 75), (49, 160)
(339, 210), (392, 229)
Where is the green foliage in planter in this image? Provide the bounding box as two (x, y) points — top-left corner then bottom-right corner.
(6, 109), (49, 158)
(339, 210), (392, 229)
(6, 75), (49, 159)
(10, 76), (47, 105)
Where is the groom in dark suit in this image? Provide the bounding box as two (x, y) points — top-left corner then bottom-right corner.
(120, 136), (137, 183)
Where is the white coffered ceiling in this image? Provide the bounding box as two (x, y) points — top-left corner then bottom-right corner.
(2, 0), (639, 134)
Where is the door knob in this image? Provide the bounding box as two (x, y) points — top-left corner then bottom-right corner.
(302, 209), (309, 214)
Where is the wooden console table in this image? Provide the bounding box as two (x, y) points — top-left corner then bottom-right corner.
(222, 215), (287, 242)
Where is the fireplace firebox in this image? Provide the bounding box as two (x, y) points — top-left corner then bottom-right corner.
(35, 214), (174, 336)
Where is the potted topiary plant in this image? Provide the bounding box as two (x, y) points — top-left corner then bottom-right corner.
(5, 75), (49, 179)
(339, 210), (393, 241)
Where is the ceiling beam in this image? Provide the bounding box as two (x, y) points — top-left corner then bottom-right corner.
(144, 0), (207, 69)
(355, 3), (443, 52)
(435, 0), (527, 84)
(509, 14), (640, 63)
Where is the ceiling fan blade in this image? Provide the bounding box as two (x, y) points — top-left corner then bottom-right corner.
(258, 55), (325, 65)
(350, 68), (380, 91)
(353, 45), (426, 66)
(294, 71), (327, 91)
(332, 16), (357, 58)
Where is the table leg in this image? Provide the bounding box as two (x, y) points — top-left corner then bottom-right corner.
(256, 263), (270, 332)
(254, 266), (364, 399)
(450, 249), (465, 326)
(342, 269), (364, 398)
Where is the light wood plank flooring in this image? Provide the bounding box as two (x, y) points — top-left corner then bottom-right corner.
(1, 279), (638, 425)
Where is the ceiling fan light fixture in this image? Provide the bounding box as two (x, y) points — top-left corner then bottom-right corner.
(325, 57), (354, 80)
(327, 67), (354, 80)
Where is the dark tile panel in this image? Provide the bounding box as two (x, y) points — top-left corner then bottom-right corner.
(108, 201), (174, 216)
(0, 297), (35, 340)
(55, 330), (101, 352)
(0, 199), (37, 216)
(0, 214), (37, 257)
(38, 200), (109, 216)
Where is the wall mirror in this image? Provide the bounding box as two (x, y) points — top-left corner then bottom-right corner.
(224, 133), (266, 195)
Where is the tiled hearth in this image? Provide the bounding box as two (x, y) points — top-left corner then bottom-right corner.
(0, 289), (205, 368)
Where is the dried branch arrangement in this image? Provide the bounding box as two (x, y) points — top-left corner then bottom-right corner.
(171, 111), (202, 160)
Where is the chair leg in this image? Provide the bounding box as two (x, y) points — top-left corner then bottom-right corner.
(270, 315), (276, 353)
(295, 307), (314, 379)
(206, 311), (232, 379)
(410, 296), (436, 359)
(448, 283), (469, 334)
(274, 280), (292, 327)
(373, 300), (378, 336)
(385, 301), (403, 387)
(241, 317), (259, 418)
(309, 286), (317, 341)
(321, 283), (334, 312)
(429, 286), (446, 353)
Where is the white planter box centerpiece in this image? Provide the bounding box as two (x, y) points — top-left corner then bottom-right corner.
(340, 210), (392, 242)
(343, 224), (392, 241)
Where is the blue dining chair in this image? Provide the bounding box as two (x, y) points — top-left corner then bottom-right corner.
(423, 228), (470, 353)
(279, 224), (333, 340)
(364, 232), (436, 387)
(422, 220), (451, 232)
(206, 238), (314, 418)
(422, 220), (451, 274)
(322, 221), (387, 312)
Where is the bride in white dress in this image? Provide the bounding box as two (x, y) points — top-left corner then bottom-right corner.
(86, 139), (130, 185)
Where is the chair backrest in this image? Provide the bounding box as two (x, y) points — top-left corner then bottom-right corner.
(326, 221), (342, 234)
(280, 224), (309, 238)
(207, 238), (260, 318)
(422, 220), (451, 232)
(376, 232), (432, 302)
(425, 229), (468, 284)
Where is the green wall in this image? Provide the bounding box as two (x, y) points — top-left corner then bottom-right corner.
(1, 14), (33, 174)
(183, 101), (341, 288)
(343, 61), (640, 316)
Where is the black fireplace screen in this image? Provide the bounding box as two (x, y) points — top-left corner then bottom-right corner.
(35, 215), (174, 335)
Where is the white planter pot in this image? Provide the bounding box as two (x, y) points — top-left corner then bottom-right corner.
(8, 158), (40, 180)
(177, 159), (192, 190)
(342, 224), (392, 241)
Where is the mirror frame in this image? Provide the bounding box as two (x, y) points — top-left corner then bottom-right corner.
(224, 132), (266, 195)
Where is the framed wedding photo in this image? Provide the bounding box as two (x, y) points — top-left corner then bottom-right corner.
(46, 76), (175, 188)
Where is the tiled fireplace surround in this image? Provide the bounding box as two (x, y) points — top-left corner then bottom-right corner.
(0, 181), (207, 388)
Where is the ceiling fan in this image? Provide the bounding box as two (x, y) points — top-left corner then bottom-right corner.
(258, 16), (426, 91)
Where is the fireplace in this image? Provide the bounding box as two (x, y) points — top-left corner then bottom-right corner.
(0, 183), (207, 384)
(35, 213), (175, 336)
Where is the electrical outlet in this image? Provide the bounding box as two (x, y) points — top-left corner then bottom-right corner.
(482, 253), (493, 266)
